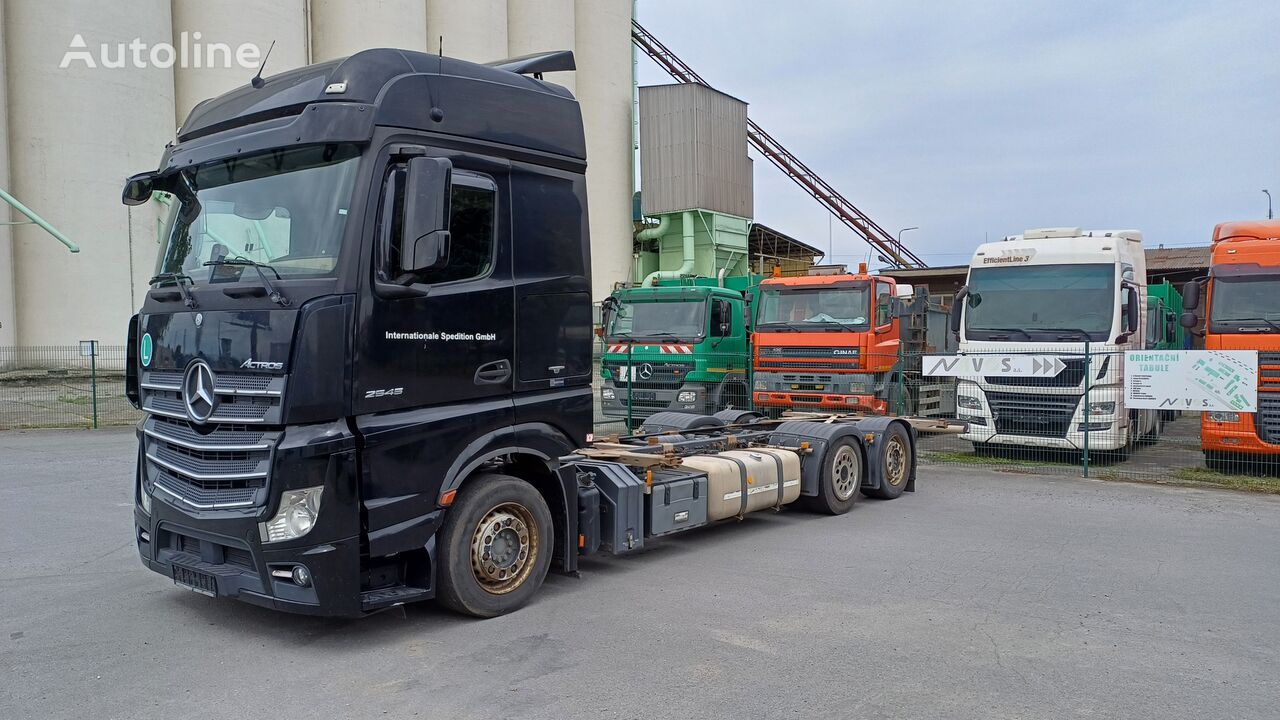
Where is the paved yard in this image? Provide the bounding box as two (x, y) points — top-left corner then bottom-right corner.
(2, 428), (1278, 719)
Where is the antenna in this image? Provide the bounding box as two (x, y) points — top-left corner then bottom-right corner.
(250, 40), (276, 89)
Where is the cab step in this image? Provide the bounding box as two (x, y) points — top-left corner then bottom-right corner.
(361, 585), (431, 611)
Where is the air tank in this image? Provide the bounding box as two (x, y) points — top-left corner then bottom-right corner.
(506, 0), (575, 93)
(171, 0), (308, 126)
(310, 0), (428, 62)
(574, 0), (635, 299)
(0, 0), (18, 347)
(427, 0), (508, 62)
(4, 0), (176, 346)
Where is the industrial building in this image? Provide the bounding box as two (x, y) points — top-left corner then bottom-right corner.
(0, 0), (635, 347)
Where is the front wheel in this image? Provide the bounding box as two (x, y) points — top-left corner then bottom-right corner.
(436, 473), (554, 618)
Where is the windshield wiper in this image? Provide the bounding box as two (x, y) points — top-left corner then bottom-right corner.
(1219, 317), (1280, 332)
(148, 272), (197, 309)
(1037, 327), (1095, 340)
(758, 321), (805, 333)
(969, 326), (1031, 340)
(204, 258), (290, 307)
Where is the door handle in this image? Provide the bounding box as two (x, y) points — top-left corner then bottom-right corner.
(474, 359), (512, 385)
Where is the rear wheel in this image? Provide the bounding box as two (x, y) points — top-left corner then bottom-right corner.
(804, 438), (862, 515)
(864, 423), (912, 499)
(436, 473), (554, 618)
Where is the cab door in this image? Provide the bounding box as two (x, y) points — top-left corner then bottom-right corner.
(355, 153), (515, 414)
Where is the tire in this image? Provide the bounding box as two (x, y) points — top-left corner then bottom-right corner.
(718, 380), (751, 412)
(436, 473), (554, 618)
(804, 438), (863, 515)
(1205, 451), (1231, 474)
(863, 423), (913, 499)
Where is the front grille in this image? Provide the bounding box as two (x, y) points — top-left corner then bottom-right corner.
(153, 468), (262, 508)
(143, 415), (277, 510)
(790, 395), (825, 403)
(987, 358), (1087, 388)
(988, 392), (1080, 438)
(603, 361), (693, 389)
(140, 369), (286, 424)
(1257, 393), (1280, 444)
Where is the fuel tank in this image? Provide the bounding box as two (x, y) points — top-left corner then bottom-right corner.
(680, 448), (801, 521)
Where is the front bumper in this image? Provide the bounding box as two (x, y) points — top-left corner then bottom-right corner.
(956, 384), (1129, 450)
(753, 390), (886, 414)
(1201, 414), (1280, 456)
(599, 381), (705, 419)
(135, 503), (363, 616)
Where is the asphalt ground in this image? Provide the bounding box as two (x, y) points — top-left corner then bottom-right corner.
(3, 427), (1278, 719)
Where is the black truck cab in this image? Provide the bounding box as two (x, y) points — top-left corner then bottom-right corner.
(125, 50), (593, 616)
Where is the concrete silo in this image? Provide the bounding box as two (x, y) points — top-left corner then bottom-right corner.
(310, 0), (428, 62)
(506, 0), (576, 93)
(0, 0), (16, 347)
(574, 0), (634, 299)
(4, 0), (176, 346)
(171, 0), (309, 125)
(426, 0), (508, 62)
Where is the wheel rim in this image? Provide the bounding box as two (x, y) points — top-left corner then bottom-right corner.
(885, 436), (908, 487)
(469, 502), (539, 595)
(831, 445), (860, 500)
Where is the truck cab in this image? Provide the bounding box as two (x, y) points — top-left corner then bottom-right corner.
(950, 227), (1158, 452)
(599, 282), (752, 425)
(123, 49), (594, 617)
(1181, 220), (1280, 468)
(751, 266), (919, 415)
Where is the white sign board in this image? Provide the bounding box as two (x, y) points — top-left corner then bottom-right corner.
(1125, 350), (1257, 412)
(923, 354), (1068, 378)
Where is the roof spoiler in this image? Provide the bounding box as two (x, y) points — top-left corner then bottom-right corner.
(487, 50), (575, 78)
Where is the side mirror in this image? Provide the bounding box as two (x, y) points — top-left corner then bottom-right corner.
(1182, 280), (1200, 311)
(402, 156), (453, 273)
(600, 296), (619, 335)
(1127, 286), (1140, 332)
(949, 287), (968, 334)
(121, 172), (157, 206)
(1180, 311), (1198, 329)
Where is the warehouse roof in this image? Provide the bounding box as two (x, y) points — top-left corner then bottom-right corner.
(749, 223), (824, 261)
(1145, 246), (1210, 271)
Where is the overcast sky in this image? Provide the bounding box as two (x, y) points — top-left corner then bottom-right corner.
(635, 0), (1280, 268)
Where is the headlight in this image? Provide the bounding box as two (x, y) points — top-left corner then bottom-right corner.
(957, 394), (983, 410)
(678, 391), (698, 403)
(1207, 411), (1240, 423)
(754, 380), (766, 391)
(601, 388), (615, 400)
(139, 472), (152, 514)
(260, 486), (324, 543)
(1088, 401), (1116, 415)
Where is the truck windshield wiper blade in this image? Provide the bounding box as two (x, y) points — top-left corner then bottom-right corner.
(1219, 317), (1280, 331)
(204, 258), (290, 307)
(148, 272), (197, 308)
(969, 326), (1030, 340)
(758, 321), (804, 333)
(1037, 328), (1096, 340)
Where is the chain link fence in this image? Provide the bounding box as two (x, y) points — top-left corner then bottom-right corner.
(593, 343), (1280, 492)
(0, 345), (141, 430)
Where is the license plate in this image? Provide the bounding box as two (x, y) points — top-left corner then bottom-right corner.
(633, 391), (656, 400)
(172, 564), (217, 597)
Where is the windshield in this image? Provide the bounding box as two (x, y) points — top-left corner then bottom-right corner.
(153, 144), (361, 282)
(608, 299), (706, 340)
(965, 263), (1116, 340)
(1210, 276), (1280, 328)
(756, 286), (870, 330)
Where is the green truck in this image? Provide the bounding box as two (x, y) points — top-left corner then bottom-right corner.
(599, 277), (757, 426)
(1147, 280), (1185, 350)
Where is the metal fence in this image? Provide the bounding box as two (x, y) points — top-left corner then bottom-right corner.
(0, 345), (141, 430)
(592, 343), (1280, 492)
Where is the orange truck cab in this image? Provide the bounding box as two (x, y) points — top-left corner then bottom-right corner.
(1181, 220), (1280, 468)
(751, 265), (923, 414)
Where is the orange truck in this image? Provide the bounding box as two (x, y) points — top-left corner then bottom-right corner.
(1181, 220), (1280, 470)
(751, 264), (953, 416)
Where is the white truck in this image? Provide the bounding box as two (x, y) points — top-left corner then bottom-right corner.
(947, 228), (1161, 453)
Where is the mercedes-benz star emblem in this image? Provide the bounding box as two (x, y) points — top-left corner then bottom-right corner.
(637, 363), (654, 380)
(183, 360), (217, 424)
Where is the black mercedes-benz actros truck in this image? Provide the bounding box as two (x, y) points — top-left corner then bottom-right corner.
(124, 49), (925, 619)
